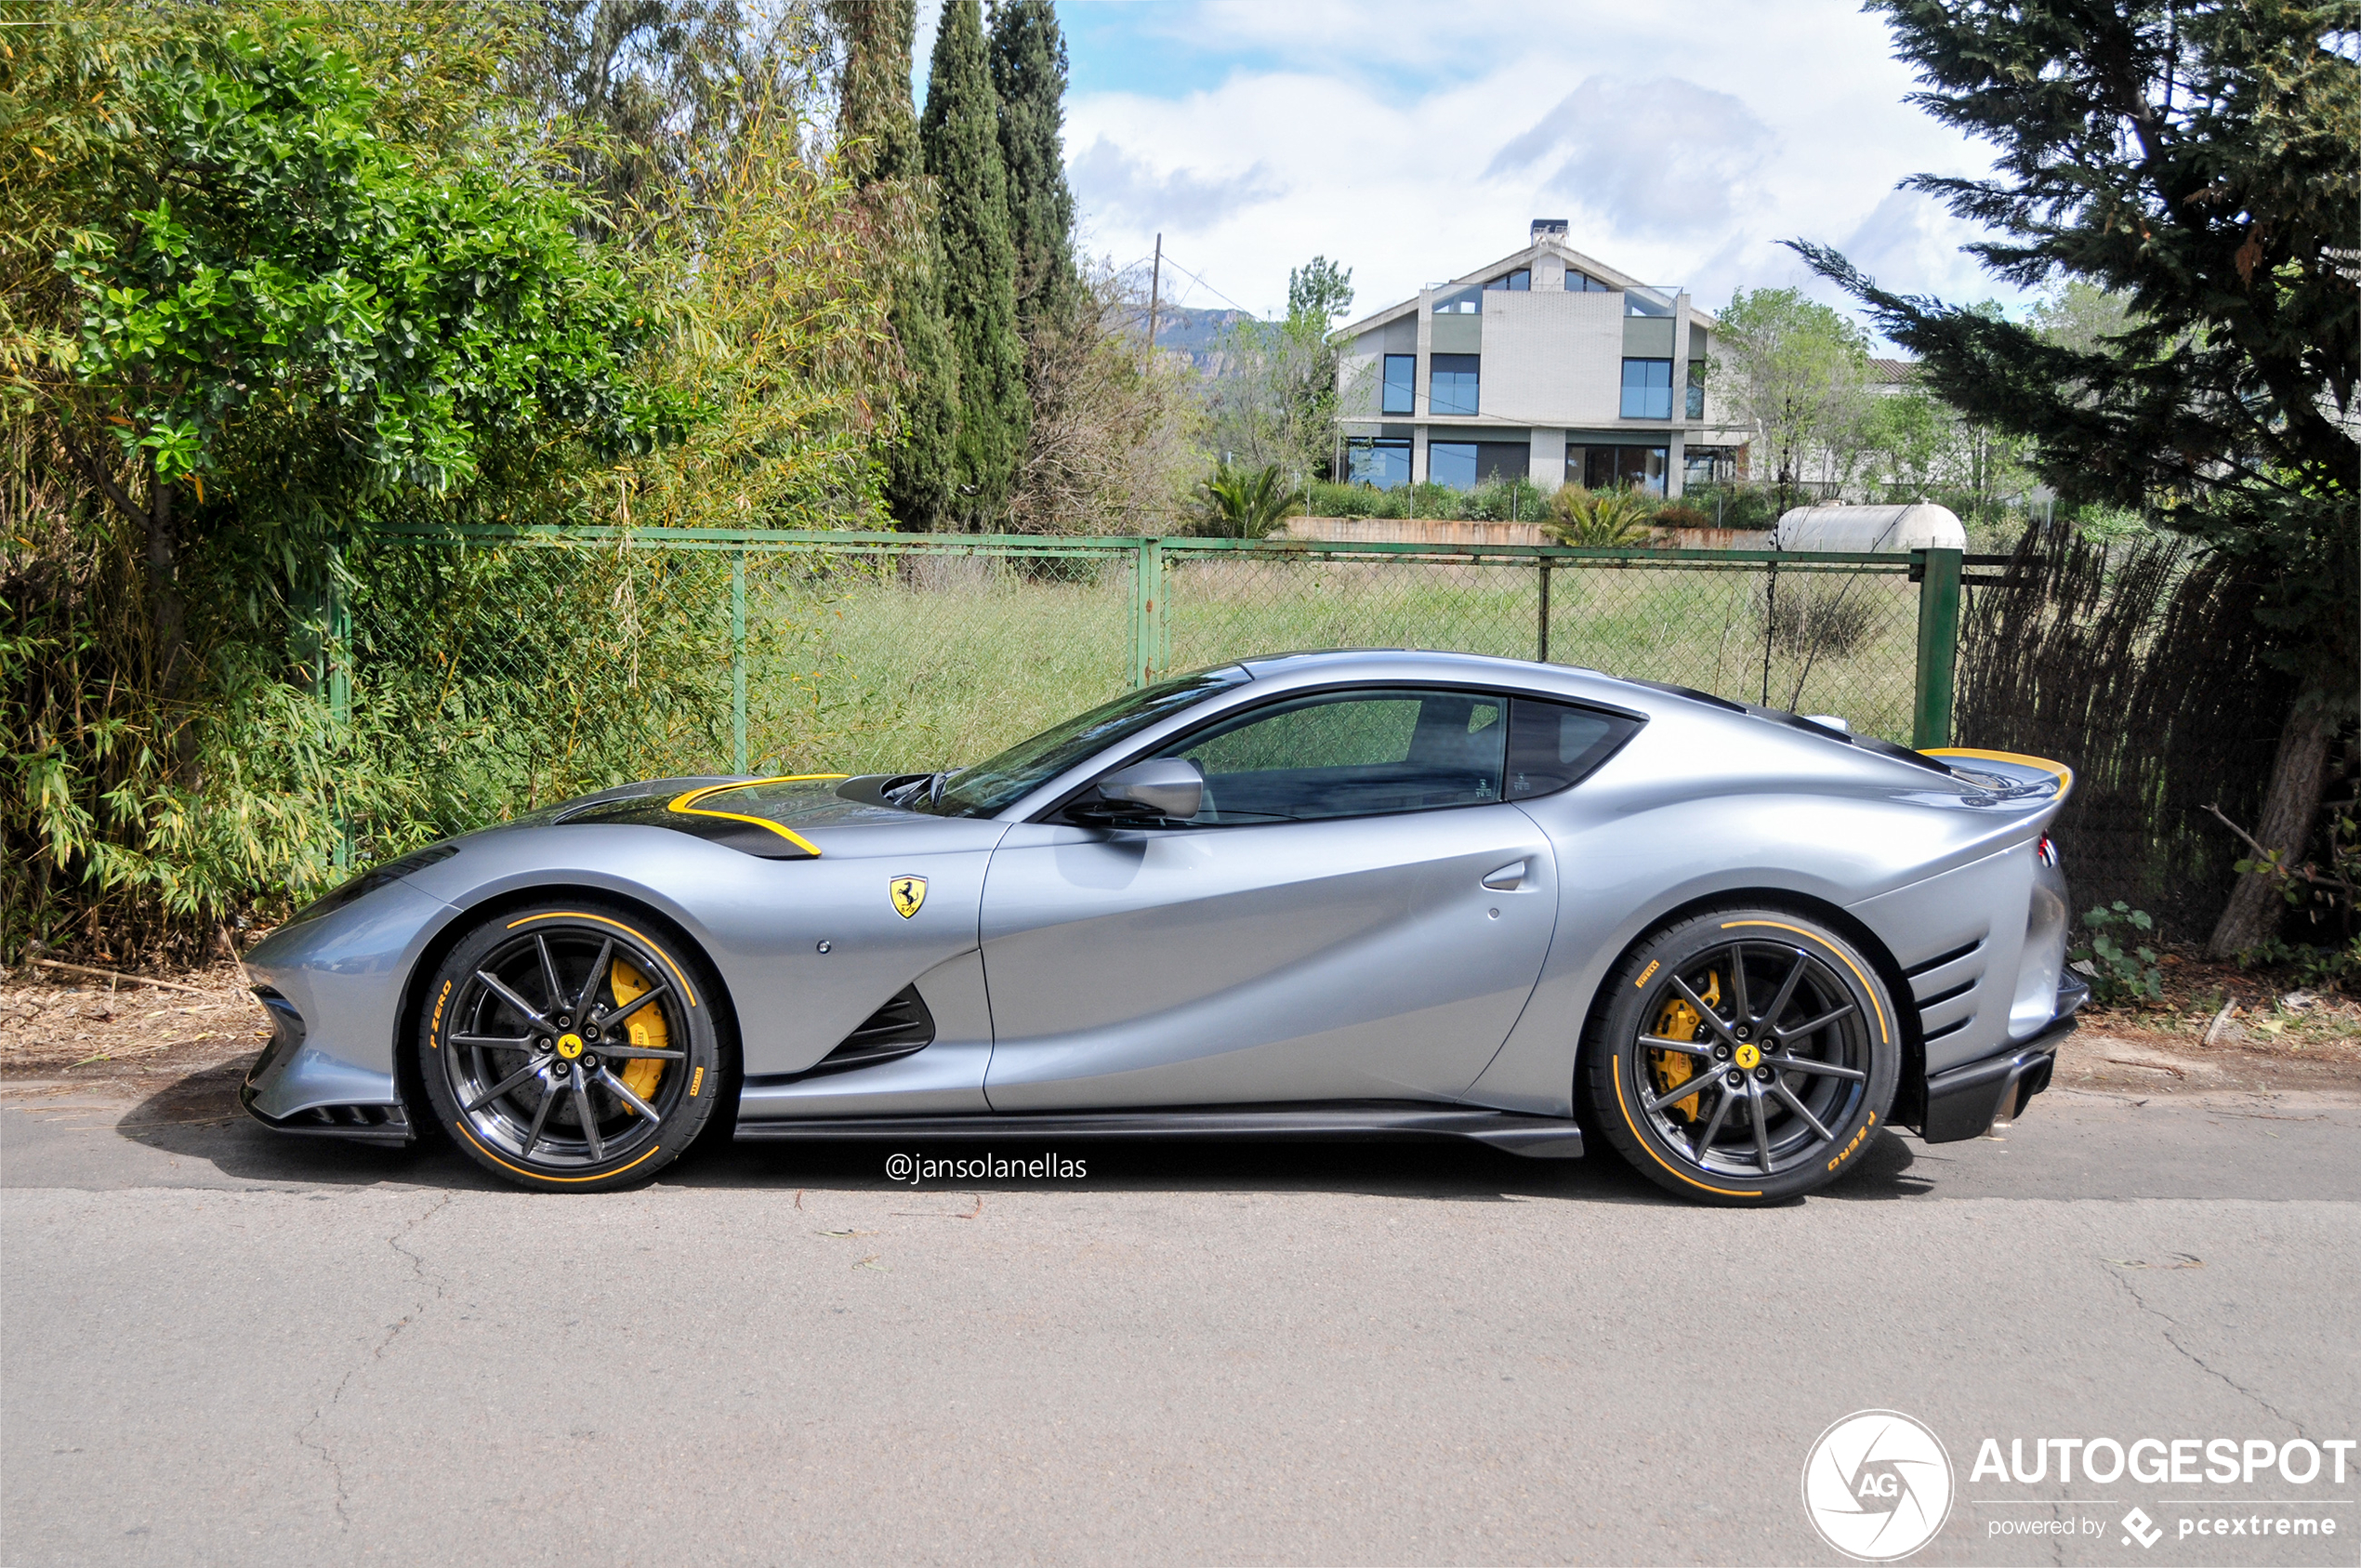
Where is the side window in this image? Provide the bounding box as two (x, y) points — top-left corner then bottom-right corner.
(1505, 699), (1640, 799)
(1155, 690), (1509, 824)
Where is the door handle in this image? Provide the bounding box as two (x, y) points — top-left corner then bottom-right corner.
(1481, 860), (1527, 891)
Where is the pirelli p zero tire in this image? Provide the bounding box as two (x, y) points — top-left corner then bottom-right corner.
(1586, 907), (1899, 1206)
(419, 902), (725, 1192)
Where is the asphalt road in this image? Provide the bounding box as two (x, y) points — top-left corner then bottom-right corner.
(4, 1064), (2357, 1566)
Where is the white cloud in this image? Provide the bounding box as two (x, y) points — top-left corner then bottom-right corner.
(1487, 77), (1773, 243)
(1057, 0), (2030, 339)
(1067, 136), (1284, 231)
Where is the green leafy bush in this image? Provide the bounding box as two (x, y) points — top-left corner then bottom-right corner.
(1545, 485), (1654, 547)
(2071, 903), (2164, 1005)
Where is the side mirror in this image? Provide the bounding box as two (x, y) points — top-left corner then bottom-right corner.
(1077, 758), (1204, 823)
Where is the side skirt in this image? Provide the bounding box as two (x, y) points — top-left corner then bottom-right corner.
(732, 1102), (1585, 1159)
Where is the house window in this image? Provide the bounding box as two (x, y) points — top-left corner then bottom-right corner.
(1381, 354), (1416, 415)
(1683, 446), (1738, 489)
(1620, 358), (1673, 419)
(1484, 270), (1531, 292)
(1566, 272), (1611, 292)
(1428, 442), (1479, 489)
(1685, 359), (1706, 420)
(1431, 354), (1481, 416)
(1432, 287), (1483, 315)
(1473, 442), (1531, 483)
(1348, 437), (1411, 490)
(1585, 445), (1669, 495)
(1625, 288), (1676, 318)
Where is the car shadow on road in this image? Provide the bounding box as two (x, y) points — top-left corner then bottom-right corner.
(113, 1059), (1933, 1206)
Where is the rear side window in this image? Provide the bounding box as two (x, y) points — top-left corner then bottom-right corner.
(1505, 699), (1640, 799)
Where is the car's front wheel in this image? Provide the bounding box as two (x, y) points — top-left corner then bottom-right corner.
(1587, 907), (1899, 1205)
(419, 903), (724, 1192)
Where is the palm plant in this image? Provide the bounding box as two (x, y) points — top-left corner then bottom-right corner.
(1196, 460), (1304, 539)
(1544, 484), (1655, 547)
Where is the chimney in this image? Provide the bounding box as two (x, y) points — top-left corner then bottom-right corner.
(1530, 217), (1568, 244)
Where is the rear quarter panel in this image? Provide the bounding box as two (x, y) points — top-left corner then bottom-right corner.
(1462, 708), (2064, 1116)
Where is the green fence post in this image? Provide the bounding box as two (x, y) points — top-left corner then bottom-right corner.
(731, 546), (748, 774)
(1912, 547), (1962, 749)
(1536, 557), (1551, 664)
(325, 540), (353, 871)
(1130, 537), (1165, 688)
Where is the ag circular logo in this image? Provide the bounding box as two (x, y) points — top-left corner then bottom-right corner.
(1801, 1409), (1954, 1561)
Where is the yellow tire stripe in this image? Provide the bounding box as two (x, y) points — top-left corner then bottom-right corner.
(1612, 1057), (1761, 1199)
(503, 911), (698, 1008)
(1719, 919), (1890, 1043)
(1922, 747), (2075, 800)
(666, 775), (844, 858)
(456, 1122), (664, 1185)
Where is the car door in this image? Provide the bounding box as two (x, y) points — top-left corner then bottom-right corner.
(978, 687), (1560, 1111)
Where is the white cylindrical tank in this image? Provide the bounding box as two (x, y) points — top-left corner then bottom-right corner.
(1772, 502), (1967, 552)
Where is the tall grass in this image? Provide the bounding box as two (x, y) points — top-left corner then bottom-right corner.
(600, 549), (1928, 783)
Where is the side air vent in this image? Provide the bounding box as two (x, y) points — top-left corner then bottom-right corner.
(1906, 939), (1984, 979)
(808, 985), (936, 1077)
(1916, 978), (1977, 1009)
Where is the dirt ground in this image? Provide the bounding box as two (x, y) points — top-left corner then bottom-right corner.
(4, 945), (2355, 1111)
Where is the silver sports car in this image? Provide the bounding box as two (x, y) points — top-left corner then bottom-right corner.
(240, 650), (2084, 1204)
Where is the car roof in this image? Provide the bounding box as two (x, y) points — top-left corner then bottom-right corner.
(1234, 648), (1638, 706)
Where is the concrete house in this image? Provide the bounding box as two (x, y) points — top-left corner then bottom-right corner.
(1335, 219), (1752, 498)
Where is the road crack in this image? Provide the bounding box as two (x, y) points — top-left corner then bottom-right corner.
(297, 1193), (454, 1526)
(2102, 1263), (2307, 1437)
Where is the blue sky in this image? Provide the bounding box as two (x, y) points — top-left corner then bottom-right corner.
(921, 1), (2033, 334)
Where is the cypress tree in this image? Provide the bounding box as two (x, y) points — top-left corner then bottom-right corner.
(829, 0), (957, 529)
(921, 0), (1027, 528)
(988, 0), (1079, 331)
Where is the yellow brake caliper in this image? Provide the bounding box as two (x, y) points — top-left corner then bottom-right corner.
(1648, 971), (1721, 1123)
(608, 957), (668, 1112)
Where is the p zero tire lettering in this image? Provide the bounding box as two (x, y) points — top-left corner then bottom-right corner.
(417, 903), (726, 1192)
(1586, 906), (1900, 1206)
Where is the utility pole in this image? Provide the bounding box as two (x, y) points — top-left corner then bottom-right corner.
(1147, 232), (1162, 358)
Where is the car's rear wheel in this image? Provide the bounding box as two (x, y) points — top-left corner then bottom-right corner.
(419, 903), (723, 1192)
(1586, 907), (1898, 1206)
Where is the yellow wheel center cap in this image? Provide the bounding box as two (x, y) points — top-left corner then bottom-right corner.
(555, 1033), (585, 1061)
(1734, 1042), (1761, 1071)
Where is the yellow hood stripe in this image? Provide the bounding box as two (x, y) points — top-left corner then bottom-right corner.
(665, 774), (847, 859)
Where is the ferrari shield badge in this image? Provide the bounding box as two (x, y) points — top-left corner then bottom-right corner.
(890, 875), (928, 918)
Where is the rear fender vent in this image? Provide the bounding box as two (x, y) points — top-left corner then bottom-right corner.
(806, 985), (936, 1077)
(1906, 939), (1984, 979)
(1915, 978), (1978, 1010)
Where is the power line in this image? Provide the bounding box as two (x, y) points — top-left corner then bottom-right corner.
(1151, 250), (1261, 319)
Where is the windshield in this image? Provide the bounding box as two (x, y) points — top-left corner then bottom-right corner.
(914, 665), (1250, 817)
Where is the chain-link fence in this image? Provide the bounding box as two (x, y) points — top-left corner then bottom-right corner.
(340, 526), (1965, 837)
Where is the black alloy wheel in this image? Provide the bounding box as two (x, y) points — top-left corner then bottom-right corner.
(419, 903), (724, 1191)
(1587, 907), (1899, 1205)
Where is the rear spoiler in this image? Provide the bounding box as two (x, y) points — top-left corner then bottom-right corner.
(1920, 748), (2076, 805)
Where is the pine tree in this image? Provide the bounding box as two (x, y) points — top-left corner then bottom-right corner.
(988, 0), (1079, 332)
(921, 0), (1027, 527)
(829, 0), (958, 529)
(1789, 1), (2358, 957)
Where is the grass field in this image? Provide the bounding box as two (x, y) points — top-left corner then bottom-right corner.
(734, 553), (1923, 777)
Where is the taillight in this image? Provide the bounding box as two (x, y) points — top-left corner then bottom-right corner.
(2036, 834), (2060, 868)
